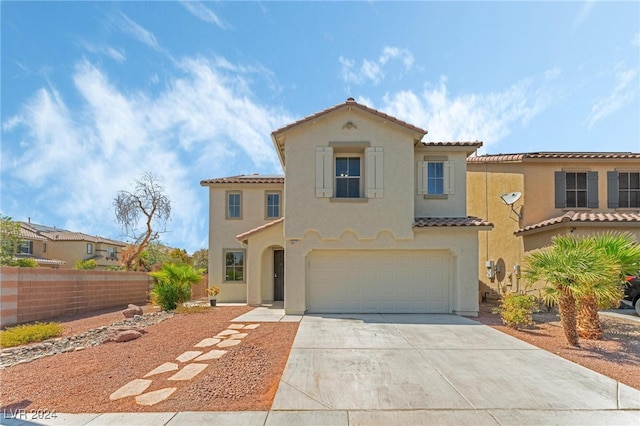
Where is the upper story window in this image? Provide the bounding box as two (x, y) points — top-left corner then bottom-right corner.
(554, 171), (598, 209)
(265, 191), (281, 219)
(87, 243), (93, 254)
(417, 158), (454, 197)
(43, 242), (47, 253)
(335, 156), (361, 198)
(608, 171), (640, 208)
(315, 146), (383, 199)
(226, 191), (242, 219)
(18, 240), (33, 255)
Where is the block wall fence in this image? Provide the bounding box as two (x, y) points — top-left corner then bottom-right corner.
(0, 267), (209, 328)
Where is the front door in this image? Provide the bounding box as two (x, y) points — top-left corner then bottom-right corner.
(273, 249), (284, 301)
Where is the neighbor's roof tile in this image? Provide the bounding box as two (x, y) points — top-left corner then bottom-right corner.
(515, 211), (640, 235)
(413, 217), (493, 228)
(201, 174), (285, 185)
(468, 152), (640, 163)
(41, 231), (126, 246)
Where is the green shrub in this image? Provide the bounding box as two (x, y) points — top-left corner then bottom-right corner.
(494, 293), (536, 329)
(0, 322), (64, 348)
(15, 258), (37, 267)
(75, 259), (98, 269)
(149, 263), (203, 311)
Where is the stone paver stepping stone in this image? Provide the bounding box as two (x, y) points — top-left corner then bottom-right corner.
(195, 349), (228, 361)
(228, 324), (245, 329)
(228, 333), (248, 339)
(144, 362), (179, 377)
(194, 338), (221, 348)
(135, 387), (177, 406)
(109, 379), (152, 400)
(244, 324), (260, 329)
(176, 351), (203, 362)
(217, 339), (241, 348)
(216, 329), (239, 336)
(168, 363), (209, 381)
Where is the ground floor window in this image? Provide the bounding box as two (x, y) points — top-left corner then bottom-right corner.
(224, 250), (245, 282)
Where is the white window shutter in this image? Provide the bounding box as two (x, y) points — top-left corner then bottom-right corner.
(444, 160), (455, 194)
(417, 161), (427, 195)
(315, 146), (333, 197)
(366, 147), (384, 198)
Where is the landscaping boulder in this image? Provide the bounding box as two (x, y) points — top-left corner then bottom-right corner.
(113, 330), (143, 343)
(103, 326), (147, 343)
(123, 304), (143, 318)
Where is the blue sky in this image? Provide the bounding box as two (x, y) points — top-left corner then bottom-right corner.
(2, 1), (639, 253)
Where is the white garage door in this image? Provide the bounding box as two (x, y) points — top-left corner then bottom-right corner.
(308, 250), (450, 313)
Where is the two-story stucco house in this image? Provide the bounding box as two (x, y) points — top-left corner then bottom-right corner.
(467, 152), (640, 296)
(202, 98), (493, 316)
(16, 221), (126, 269)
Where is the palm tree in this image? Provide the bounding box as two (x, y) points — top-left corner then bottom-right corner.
(577, 232), (640, 340)
(523, 234), (617, 347)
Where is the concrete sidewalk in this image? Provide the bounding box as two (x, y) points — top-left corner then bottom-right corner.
(2, 313), (639, 425)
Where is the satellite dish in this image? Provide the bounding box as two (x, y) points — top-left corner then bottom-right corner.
(500, 192), (522, 206)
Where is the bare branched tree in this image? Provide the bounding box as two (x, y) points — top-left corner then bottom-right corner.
(114, 172), (171, 270)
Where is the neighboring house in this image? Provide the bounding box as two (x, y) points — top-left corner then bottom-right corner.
(16, 222), (126, 269)
(467, 152), (640, 296)
(202, 98), (492, 315)
(15, 222), (65, 268)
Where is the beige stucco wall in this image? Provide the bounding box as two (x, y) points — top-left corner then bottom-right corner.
(42, 240), (122, 269)
(283, 227), (481, 315)
(206, 182), (284, 302)
(242, 221), (284, 305)
(414, 147), (470, 218)
(282, 107), (417, 241)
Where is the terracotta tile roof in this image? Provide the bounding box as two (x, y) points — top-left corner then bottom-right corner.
(41, 231), (126, 246)
(421, 141), (483, 149)
(19, 223), (50, 241)
(15, 254), (66, 266)
(468, 152), (640, 163)
(271, 98), (429, 137)
(201, 174), (285, 185)
(413, 217), (494, 228)
(236, 217), (284, 242)
(515, 211), (640, 235)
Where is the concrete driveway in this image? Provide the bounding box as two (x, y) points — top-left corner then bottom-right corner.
(271, 313), (640, 425)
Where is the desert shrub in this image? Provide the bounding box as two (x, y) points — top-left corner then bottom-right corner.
(0, 322), (64, 348)
(15, 258), (37, 268)
(494, 293), (536, 329)
(150, 263), (203, 311)
(75, 259), (98, 270)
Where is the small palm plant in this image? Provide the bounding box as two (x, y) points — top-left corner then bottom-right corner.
(576, 232), (640, 339)
(150, 263), (204, 311)
(523, 234), (617, 347)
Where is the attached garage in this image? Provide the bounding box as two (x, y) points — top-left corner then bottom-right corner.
(307, 250), (451, 313)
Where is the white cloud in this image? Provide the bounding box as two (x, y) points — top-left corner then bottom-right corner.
(339, 46), (414, 87)
(2, 56), (290, 252)
(587, 66), (638, 128)
(79, 40), (126, 62)
(571, 1), (596, 33)
(380, 75), (550, 150)
(180, 1), (228, 29)
(119, 13), (163, 53)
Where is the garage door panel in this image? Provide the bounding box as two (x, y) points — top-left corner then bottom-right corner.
(308, 250), (450, 313)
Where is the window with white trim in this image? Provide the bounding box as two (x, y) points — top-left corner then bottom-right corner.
(18, 240), (33, 255)
(226, 191), (242, 219)
(265, 191), (281, 219)
(87, 243), (93, 254)
(418, 159), (454, 196)
(224, 250), (245, 282)
(335, 156), (361, 198)
(315, 145), (383, 199)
